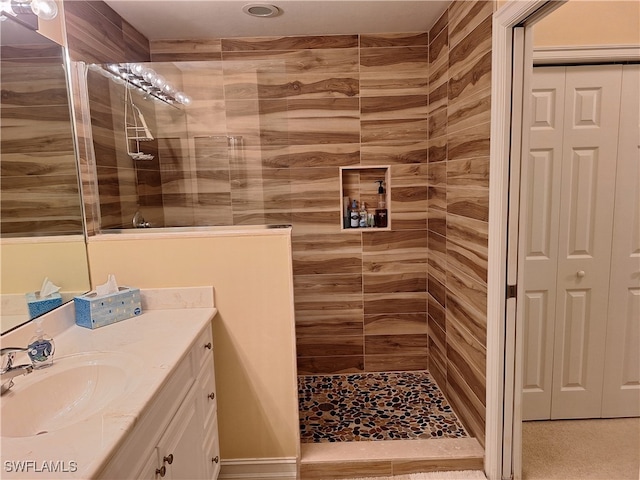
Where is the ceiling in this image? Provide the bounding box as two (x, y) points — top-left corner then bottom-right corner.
(102, 1), (451, 40)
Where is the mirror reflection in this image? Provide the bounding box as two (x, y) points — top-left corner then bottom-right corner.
(0, 15), (90, 333)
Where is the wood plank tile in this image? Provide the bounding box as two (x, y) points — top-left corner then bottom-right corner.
(222, 35), (358, 51)
(446, 360), (486, 443)
(360, 47), (428, 72)
(365, 334), (428, 355)
(446, 214), (488, 284)
(363, 271), (427, 294)
(364, 313), (428, 335)
(297, 356), (365, 375)
(361, 143), (427, 165)
(296, 313), (364, 337)
(297, 335), (364, 357)
(365, 354), (428, 372)
(448, 0), (494, 49)
(446, 269), (488, 346)
(448, 122), (491, 161)
(363, 293), (427, 315)
(360, 32), (428, 48)
(447, 157), (490, 189)
(447, 186), (489, 222)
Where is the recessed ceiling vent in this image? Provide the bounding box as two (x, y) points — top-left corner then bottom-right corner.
(242, 4), (280, 18)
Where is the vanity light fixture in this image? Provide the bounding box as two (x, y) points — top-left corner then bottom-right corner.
(90, 63), (192, 107)
(242, 3), (280, 18)
(0, 0), (58, 20)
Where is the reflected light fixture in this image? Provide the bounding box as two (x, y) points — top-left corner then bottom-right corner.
(0, 0), (58, 20)
(242, 3), (280, 18)
(90, 63), (192, 107)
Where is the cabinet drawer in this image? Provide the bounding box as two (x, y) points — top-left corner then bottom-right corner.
(194, 325), (214, 371)
(198, 360), (217, 431)
(204, 416), (221, 480)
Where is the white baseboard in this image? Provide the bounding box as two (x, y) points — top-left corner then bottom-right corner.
(219, 457), (297, 480)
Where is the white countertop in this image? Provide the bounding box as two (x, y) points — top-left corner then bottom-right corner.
(0, 287), (217, 479)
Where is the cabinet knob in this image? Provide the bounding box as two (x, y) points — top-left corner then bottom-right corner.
(577, 270), (586, 278)
(208, 392), (215, 400)
(155, 466), (166, 477)
(163, 454), (174, 465)
(204, 342), (212, 350)
(212, 456), (219, 464)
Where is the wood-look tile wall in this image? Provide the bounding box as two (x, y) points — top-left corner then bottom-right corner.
(427, 1), (494, 445)
(0, 32), (82, 236)
(64, 0), (152, 234)
(150, 33), (433, 375)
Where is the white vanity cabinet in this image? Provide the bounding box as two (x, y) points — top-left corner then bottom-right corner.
(98, 325), (219, 480)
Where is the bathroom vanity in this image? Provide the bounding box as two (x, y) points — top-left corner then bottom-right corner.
(0, 287), (219, 479)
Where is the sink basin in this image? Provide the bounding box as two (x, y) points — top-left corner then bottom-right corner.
(1, 352), (138, 438)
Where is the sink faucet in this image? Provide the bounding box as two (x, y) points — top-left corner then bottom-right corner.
(1, 347), (33, 395)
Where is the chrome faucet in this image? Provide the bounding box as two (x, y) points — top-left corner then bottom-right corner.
(132, 210), (151, 228)
(1, 347), (33, 395)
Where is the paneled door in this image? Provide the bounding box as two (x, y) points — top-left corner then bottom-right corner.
(522, 65), (628, 420)
(601, 65), (640, 417)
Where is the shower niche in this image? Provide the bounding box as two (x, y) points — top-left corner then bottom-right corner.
(340, 166), (390, 231)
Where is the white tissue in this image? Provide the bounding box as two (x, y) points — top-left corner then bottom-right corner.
(38, 277), (61, 298)
(95, 274), (119, 296)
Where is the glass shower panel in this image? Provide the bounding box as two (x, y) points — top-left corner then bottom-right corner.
(85, 59), (292, 230)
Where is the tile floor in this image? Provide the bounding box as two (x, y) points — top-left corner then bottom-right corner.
(298, 371), (468, 443)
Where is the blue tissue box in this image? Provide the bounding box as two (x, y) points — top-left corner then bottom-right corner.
(25, 292), (63, 319)
(74, 287), (142, 329)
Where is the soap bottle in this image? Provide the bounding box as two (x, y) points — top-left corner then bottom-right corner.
(350, 199), (360, 228)
(359, 202), (368, 228)
(27, 318), (55, 369)
(374, 180), (388, 228)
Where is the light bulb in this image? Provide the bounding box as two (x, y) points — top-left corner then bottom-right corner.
(141, 68), (157, 84)
(30, 0), (58, 20)
(130, 63), (145, 76)
(162, 84), (176, 95)
(152, 74), (167, 89)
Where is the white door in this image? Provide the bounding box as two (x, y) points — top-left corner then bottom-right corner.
(523, 65), (624, 420)
(601, 65), (640, 417)
(521, 67), (565, 420)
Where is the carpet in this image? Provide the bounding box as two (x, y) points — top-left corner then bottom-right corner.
(522, 417), (640, 479)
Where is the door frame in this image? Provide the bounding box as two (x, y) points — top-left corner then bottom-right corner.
(486, 2), (640, 480)
(485, 2), (566, 479)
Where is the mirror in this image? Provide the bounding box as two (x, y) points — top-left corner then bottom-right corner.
(0, 14), (90, 333)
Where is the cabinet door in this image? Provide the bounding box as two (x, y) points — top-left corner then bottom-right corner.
(137, 448), (160, 480)
(204, 417), (221, 480)
(157, 386), (205, 479)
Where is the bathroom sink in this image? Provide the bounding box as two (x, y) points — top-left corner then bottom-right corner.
(1, 352), (138, 438)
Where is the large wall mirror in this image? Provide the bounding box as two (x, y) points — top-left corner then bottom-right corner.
(0, 13), (90, 333)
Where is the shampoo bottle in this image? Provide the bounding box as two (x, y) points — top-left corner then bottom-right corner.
(350, 199), (360, 228)
(374, 180), (388, 228)
(27, 318), (55, 369)
(359, 202), (368, 228)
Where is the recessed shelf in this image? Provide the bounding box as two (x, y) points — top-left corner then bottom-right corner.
(340, 166), (390, 232)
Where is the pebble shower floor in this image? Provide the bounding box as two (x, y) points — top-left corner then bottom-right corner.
(298, 371), (468, 442)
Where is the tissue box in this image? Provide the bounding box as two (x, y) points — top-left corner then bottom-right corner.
(25, 292), (63, 319)
(74, 287), (142, 329)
